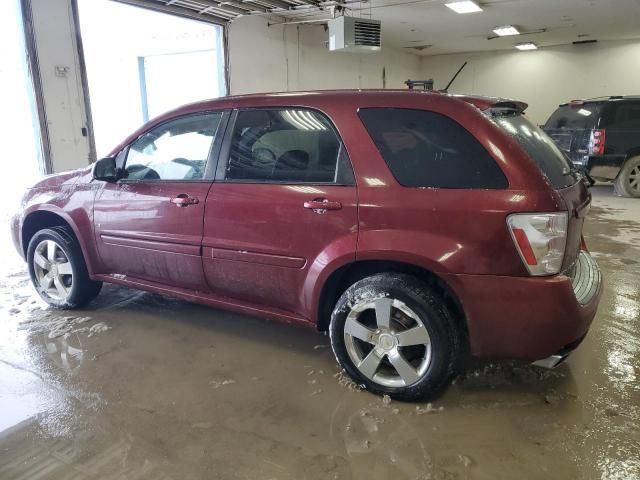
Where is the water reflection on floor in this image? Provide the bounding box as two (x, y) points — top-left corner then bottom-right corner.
(0, 185), (638, 479)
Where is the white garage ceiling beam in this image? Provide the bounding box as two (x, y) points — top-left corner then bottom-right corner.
(249, 0), (293, 9)
(118, 0), (336, 21)
(193, 0), (259, 15)
(113, 0), (229, 22)
(169, 0), (238, 17)
(216, 0), (269, 13)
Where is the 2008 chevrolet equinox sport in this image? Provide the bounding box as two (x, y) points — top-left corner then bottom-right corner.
(11, 90), (602, 400)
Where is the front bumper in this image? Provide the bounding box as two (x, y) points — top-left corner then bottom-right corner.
(443, 251), (602, 360)
(10, 213), (23, 259)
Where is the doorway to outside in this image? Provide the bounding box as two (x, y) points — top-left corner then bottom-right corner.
(77, 0), (226, 158)
(0, 0), (45, 271)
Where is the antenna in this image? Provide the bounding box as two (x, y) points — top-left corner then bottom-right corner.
(442, 61), (468, 93)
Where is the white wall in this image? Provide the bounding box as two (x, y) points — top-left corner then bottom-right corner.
(420, 40), (640, 125)
(30, 0), (92, 172)
(228, 16), (421, 94)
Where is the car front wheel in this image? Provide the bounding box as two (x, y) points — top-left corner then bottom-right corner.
(329, 273), (462, 401)
(27, 227), (102, 309)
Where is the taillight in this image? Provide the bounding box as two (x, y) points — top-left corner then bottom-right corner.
(589, 129), (606, 155)
(507, 212), (568, 276)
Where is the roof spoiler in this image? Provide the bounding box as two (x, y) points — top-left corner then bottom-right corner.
(492, 100), (528, 112)
(487, 100), (528, 115)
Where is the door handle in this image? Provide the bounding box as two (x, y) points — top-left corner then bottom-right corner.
(303, 198), (342, 213)
(171, 194), (200, 207)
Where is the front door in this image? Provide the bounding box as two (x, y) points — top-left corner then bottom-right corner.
(94, 111), (224, 291)
(202, 108), (358, 317)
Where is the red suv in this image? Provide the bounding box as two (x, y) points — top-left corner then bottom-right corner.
(11, 91), (602, 400)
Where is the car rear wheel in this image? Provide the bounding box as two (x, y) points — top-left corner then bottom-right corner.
(614, 156), (640, 198)
(27, 227), (102, 309)
(329, 273), (462, 401)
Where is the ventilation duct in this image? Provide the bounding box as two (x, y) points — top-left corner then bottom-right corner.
(328, 17), (381, 52)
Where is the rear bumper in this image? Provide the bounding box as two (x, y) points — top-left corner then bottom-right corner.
(580, 155), (625, 180)
(443, 251), (602, 361)
(531, 333), (587, 368)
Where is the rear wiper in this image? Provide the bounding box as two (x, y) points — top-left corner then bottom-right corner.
(564, 166), (595, 187)
(583, 171), (595, 186)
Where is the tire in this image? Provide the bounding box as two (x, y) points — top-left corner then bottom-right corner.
(27, 227), (102, 309)
(329, 273), (462, 401)
(614, 156), (640, 198)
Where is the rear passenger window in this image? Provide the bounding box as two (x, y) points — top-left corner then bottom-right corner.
(224, 109), (354, 184)
(604, 103), (640, 130)
(359, 108), (508, 189)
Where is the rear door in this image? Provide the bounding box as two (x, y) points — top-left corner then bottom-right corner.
(94, 111), (225, 290)
(202, 108), (358, 317)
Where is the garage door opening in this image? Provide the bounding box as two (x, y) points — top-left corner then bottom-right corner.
(77, 0), (226, 157)
(0, 0), (45, 272)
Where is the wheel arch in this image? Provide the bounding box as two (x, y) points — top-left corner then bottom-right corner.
(613, 153), (640, 197)
(613, 150), (640, 179)
(315, 259), (469, 350)
(22, 208), (81, 258)
(624, 149), (640, 163)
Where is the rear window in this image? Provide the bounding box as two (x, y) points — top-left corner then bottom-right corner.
(358, 108), (508, 189)
(495, 114), (578, 189)
(544, 103), (602, 130)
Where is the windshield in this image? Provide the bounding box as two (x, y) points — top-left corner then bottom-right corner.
(544, 103), (602, 130)
(493, 114), (579, 189)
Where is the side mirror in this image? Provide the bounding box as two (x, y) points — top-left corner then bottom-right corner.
(93, 157), (118, 182)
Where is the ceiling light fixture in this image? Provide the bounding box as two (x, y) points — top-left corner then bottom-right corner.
(493, 25), (520, 36)
(516, 42), (538, 51)
(444, 1), (483, 14)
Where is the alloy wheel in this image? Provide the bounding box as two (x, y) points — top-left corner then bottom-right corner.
(343, 297), (432, 388)
(33, 240), (73, 301)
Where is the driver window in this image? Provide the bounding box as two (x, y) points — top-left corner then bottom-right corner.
(124, 112), (221, 181)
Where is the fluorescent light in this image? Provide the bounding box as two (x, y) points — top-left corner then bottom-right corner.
(516, 42), (538, 51)
(493, 25), (520, 36)
(445, 1), (482, 14)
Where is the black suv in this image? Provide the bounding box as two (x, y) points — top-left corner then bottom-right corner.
(544, 96), (640, 197)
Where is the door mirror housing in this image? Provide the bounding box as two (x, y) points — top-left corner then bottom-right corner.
(93, 157), (119, 182)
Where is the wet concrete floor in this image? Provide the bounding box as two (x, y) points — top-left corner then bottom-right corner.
(0, 185), (638, 480)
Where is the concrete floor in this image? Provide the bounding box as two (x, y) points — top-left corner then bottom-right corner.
(1, 185), (638, 480)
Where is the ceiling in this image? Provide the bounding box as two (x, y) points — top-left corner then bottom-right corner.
(366, 0), (640, 55)
(115, 0), (640, 55)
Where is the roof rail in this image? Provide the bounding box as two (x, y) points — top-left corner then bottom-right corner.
(560, 95), (640, 106)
